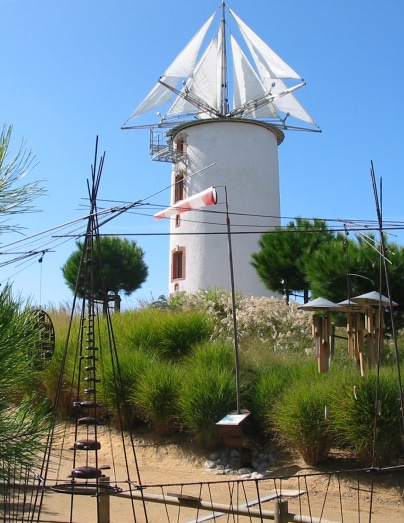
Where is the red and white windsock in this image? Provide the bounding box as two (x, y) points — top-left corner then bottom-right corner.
(154, 186), (217, 220)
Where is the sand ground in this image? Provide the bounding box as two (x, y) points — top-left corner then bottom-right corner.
(3, 427), (404, 522)
(34, 427), (404, 523)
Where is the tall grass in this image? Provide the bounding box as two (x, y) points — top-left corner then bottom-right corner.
(125, 308), (212, 359)
(39, 296), (404, 466)
(0, 285), (51, 478)
(273, 375), (333, 465)
(179, 342), (237, 448)
(189, 340), (235, 368)
(40, 317), (83, 418)
(132, 360), (182, 436)
(329, 368), (404, 466)
(245, 355), (317, 439)
(101, 347), (157, 430)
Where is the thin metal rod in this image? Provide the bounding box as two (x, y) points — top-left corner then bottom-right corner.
(370, 162), (404, 428)
(224, 186), (241, 414)
(220, 2), (229, 115)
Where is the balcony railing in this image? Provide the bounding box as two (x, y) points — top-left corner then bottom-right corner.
(150, 129), (187, 163)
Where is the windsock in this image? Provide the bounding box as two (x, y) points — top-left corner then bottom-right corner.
(154, 186), (217, 220)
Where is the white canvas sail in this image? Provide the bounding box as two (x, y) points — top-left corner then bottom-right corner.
(125, 12), (215, 122)
(229, 8), (301, 81)
(124, 4), (317, 128)
(167, 33), (221, 118)
(163, 12), (215, 78)
(231, 34), (279, 119)
(269, 79), (316, 125)
(125, 78), (174, 121)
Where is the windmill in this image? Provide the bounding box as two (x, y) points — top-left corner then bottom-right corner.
(122, 2), (319, 297)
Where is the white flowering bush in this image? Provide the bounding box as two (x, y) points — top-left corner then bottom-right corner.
(169, 290), (313, 353)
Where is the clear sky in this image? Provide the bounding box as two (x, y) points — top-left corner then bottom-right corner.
(1, 0), (404, 309)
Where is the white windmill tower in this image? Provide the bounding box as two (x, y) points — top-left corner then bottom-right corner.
(123, 2), (318, 297)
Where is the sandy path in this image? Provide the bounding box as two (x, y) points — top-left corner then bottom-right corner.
(4, 428), (404, 522)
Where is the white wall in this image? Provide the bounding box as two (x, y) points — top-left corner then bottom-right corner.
(168, 119), (282, 297)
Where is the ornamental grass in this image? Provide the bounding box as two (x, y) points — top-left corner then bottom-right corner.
(329, 368), (403, 466)
(125, 308), (212, 359)
(100, 347), (156, 430)
(179, 342), (237, 448)
(273, 374), (333, 466)
(132, 360), (182, 436)
(38, 293), (404, 467)
(244, 355), (316, 439)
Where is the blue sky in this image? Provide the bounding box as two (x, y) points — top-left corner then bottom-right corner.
(1, 0), (404, 308)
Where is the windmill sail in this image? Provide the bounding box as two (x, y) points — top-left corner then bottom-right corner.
(167, 33), (221, 119)
(124, 12), (215, 121)
(229, 8), (301, 80)
(124, 3), (317, 129)
(269, 79), (317, 124)
(231, 34), (279, 120)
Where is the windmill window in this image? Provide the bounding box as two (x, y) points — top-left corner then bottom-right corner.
(172, 247), (185, 281)
(174, 172), (186, 203)
(176, 136), (187, 153)
(175, 214), (181, 228)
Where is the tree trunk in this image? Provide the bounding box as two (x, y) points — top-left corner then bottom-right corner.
(102, 297), (108, 317)
(114, 294), (121, 313)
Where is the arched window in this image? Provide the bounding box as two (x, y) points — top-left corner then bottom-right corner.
(172, 247), (186, 281)
(176, 135), (187, 153)
(174, 172), (185, 203)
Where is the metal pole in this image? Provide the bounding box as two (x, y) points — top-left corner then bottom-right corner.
(220, 1), (229, 115)
(224, 186), (241, 414)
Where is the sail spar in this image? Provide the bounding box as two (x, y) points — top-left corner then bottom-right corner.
(123, 3), (317, 129)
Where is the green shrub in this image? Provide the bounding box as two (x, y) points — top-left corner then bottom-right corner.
(329, 369), (403, 466)
(0, 285), (51, 477)
(100, 347), (157, 429)
(41, 322), (81, 418)
(159, 311), (212, 359)
(246, 363), (296, 436)
(273, 376), (332, 465)
(189, 340), (235, 369)
(126, 308), (212, 359)
(133, 360), (182, 436)
(179, 343), (236, 448)
(125, 309), (164, 351)
(38, 295), (404, 465)
(242, 353), (318, 438)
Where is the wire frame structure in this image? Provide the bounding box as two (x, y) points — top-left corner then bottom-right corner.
(29, 308), (56, 370)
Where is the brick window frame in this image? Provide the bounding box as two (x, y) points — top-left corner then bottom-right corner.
(176, 135), (187, 153)
(172, 247), (186, 281)
(174, 171), (186, 203)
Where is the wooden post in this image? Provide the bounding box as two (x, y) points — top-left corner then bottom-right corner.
(354, 312), (365, 376)
(374, 307), (384, 361)
(366, 308), (375, 366)
(274, 498), (288, 523)
(315, 315), (330, 373)
(313, 315), (322, 371)
(98, 476), (110, 523)
(347, 313), (354, 358)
